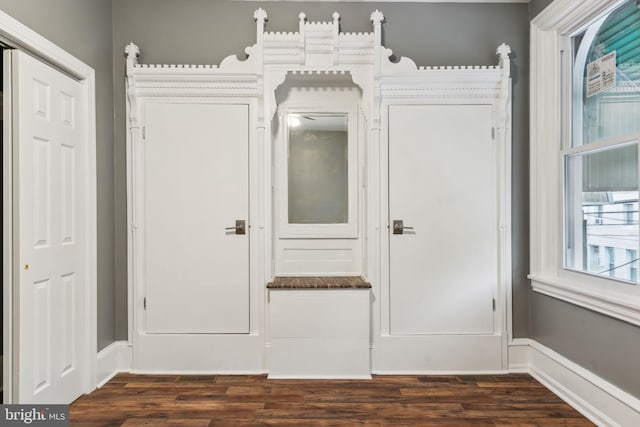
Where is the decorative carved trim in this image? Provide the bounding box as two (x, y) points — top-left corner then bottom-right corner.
(254, 8), (268, 25)
(125, 43), (140, 63)
(496, 43), (512, 131)
(124, 9), (513, 379)
(124, 9), (510, 181)
(125, 10), (508, 81)
(125, 43), (140, 127)
(370, 10), (384, 25)
(417, 65), (500, 71)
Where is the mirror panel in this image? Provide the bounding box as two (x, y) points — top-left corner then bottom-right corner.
(288, 114), (348, 224)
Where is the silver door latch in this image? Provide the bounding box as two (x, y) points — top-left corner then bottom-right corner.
(393, 220), (414, 235)
(225, 219), (246, 235)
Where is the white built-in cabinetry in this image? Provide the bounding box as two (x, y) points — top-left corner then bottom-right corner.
(125, 9), (512, 375)
(267, 281), (371, 378)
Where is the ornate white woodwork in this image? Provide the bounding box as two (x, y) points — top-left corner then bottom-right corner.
(125, 9), (512, 374)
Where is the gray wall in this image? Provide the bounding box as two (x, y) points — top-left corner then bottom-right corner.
(528, 0), (640, 398)
(529, 0), (554, 20)
(532, 294), (640, 397)
(0, 0), (116, 351)
(112, 0), (532, 341)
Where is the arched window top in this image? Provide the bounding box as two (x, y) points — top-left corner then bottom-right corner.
(573, 0), (640, 147)
(586, 0), (640, 83)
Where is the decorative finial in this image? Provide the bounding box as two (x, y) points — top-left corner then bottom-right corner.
(497, 43), (511, 60)
(253, 8), (267, 24)
(370, 10), (384, 24)
(298, 12), (306, 23)
(332, 12), (340, 23)
(125, 43), (140, 61)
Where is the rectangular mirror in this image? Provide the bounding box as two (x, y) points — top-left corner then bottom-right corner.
(288, 114), (348, 224)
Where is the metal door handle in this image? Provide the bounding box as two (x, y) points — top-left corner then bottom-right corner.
(225, 219), (246, 235)
(393, 220), (414, 235)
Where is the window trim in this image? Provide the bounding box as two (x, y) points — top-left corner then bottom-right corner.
(530, 0), (640, 326)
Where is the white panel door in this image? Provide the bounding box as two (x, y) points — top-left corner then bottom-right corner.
(389, 104), (497, 335)
(144, 103), (249, 334)
(15, 50), (86, 403)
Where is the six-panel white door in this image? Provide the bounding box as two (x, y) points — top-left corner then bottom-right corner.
(15, 50), (87, 403)
(143, 102), (250, 334)
(388, 104), (497, 335)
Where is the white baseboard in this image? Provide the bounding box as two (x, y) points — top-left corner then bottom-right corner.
(507, 338), (532, 373)
(129, 370), (267, 375)
(96, 341), (132, 388)
(508, 338), (640, 427)
(94, 338), (639, 426)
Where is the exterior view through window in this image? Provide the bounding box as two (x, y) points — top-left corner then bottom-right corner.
(565, 0), (640, 283)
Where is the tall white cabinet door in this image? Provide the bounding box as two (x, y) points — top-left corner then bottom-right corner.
(15, 50), (87, 403)
(389, 104), (497, 335)
(144, 103), (250, 334)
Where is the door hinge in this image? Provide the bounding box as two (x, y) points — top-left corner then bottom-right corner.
(143, 297), (147, 310)
(492, 298), (496, 311)
(142, 126), (146, 140)
(491, 127), (495, 139)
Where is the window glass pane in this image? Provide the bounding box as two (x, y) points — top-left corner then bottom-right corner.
(288, 114), (348, 224)
(565, 143), (639, 282)
(573, 0), (640, 147)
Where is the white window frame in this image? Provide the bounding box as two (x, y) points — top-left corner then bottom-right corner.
(530, 0), (640, 327)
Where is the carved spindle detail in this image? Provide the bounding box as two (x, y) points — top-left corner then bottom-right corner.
(333, 12), (340, 65)
(497, 43), (511, 82)
(254, 8), (268, 45)
(254, 8), (268, 25)
(370, 10), (384, 74)
(298, 12), (306, 30)
(298, 12), (307, 65)
(370, 10), (384, 25)
(125, 43), (140, 64)
(496, 43), (512, 135)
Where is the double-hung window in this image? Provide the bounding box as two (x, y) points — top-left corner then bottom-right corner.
(530, 0), (640, 325)
(564, 0), (640, 284)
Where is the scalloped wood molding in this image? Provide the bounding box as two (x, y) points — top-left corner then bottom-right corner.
(125, 9), (512, 127)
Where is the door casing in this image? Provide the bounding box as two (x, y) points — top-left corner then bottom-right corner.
(375, 96), (512, 373)
(127, 97), (263, 372)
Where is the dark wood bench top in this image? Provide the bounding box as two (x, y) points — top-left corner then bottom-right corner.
(267, 276), (372, 289)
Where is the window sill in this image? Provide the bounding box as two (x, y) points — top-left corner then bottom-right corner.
(529, 273), (640, 327)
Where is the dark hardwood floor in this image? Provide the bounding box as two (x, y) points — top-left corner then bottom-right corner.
(70, 373), (594, 426)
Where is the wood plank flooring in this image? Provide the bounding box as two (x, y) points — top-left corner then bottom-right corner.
(70, 373), (594, 426)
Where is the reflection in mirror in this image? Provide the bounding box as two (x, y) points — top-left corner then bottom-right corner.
(288, 114), (348, 224)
